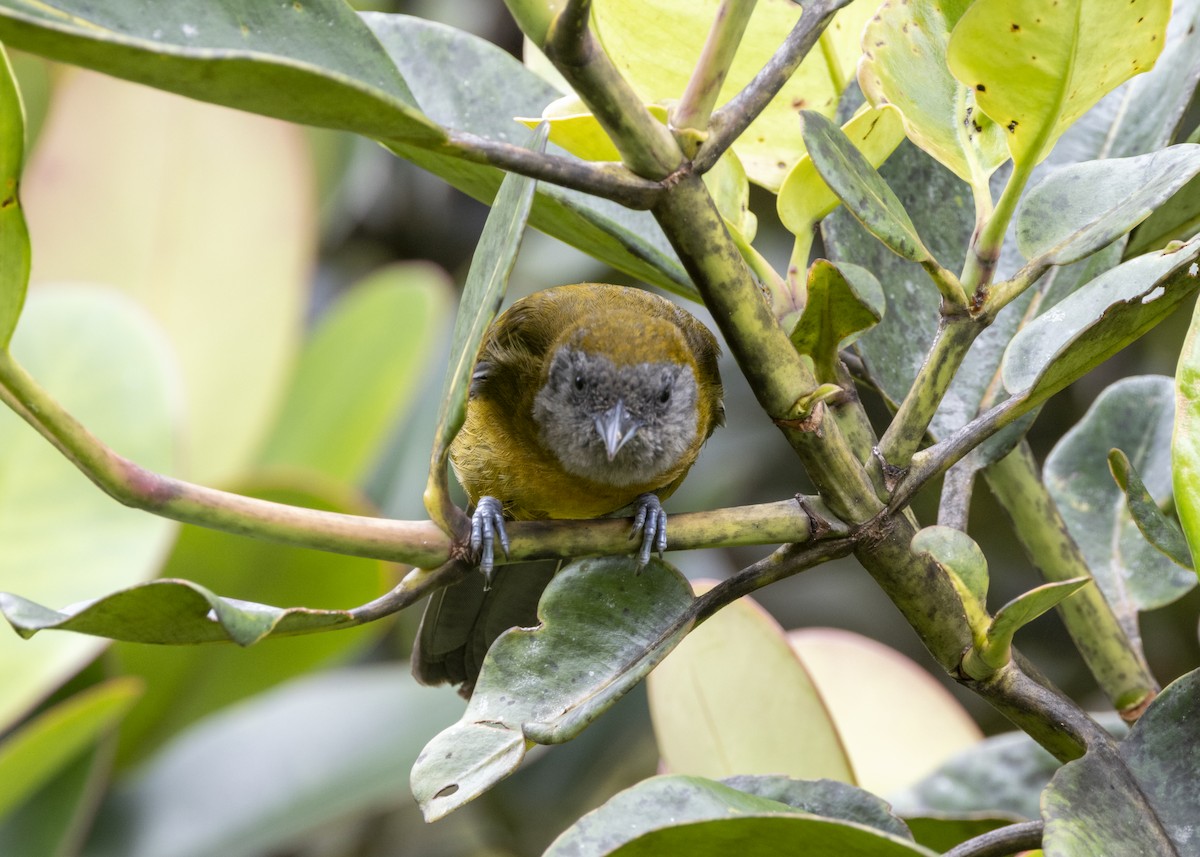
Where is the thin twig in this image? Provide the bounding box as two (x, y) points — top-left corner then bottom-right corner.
(398, 131), (664, 209)
(693, 0), (853, 175)
(943, 821), (1043, 857)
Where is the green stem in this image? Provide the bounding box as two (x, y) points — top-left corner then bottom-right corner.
(984, 443), (1160, 717)
(944, 821), (1042, 857)
(961, 158), (1035, 296)
(876, 316), (981, 474)
(0, 350), (839, 572)
(397, 132), (664, 209)
(671, 0), (758, 156)
(544, 0), (682, 179)
(0, 350), (450, 566)
(728, 220), (791, 316)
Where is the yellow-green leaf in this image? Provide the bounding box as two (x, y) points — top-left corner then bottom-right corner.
(946, 0), (1171, 166)
(859, 0), (1007, 189)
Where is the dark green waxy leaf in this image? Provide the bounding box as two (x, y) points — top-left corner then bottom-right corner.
(366, 14), (694, 297)
(257, 263), (453, 484)
(0, 45), (29, 349)
(789, 260), (884, 380)
(0, 678), (140, 819)
(857, 0), (1007, 190)
(412, 556), (695, 821)
(890, 731), (1061, 820)
(424, 122), (543, 528)
(721, 776), (912, 841)
(801, 110), (934, 265)
(1045, 376), (1196, 648)
(1002, 235), (1200, 404)
(544, 775), (933, 857)
(1109, 449), (1194, 570)
(1043, 668), (1200, 856)
(1126, 172), (1200, 258)
(0, 0), (437, 142)
(1016, 145), (1200, 266)
(82, 666), (463, 857)
(112, 475), (393, 767)
(0, 578), (360, 646)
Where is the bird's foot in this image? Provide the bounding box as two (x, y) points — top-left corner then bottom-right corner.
(469, 496), (510, 589)
(629, 493), (668, 570)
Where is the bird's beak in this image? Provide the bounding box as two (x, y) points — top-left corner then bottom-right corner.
(595, 399), (642, 461)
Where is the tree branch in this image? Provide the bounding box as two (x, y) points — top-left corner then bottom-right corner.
(944, 821), (1043, 857)
(390, 131), (664, 209)
(544, 0), (682, 179)
(693, 0), (852, 175)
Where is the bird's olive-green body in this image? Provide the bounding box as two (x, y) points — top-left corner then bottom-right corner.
(449, 283), (723, 521)
(416, 283), (723, 695)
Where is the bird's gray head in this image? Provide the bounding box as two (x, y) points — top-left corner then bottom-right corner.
(532, 345), (700, 487)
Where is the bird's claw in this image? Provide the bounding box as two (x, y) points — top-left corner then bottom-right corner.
(469, 496), (510, 589)
(629, 493), (668, 571)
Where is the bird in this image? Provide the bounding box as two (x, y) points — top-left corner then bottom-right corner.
(412, 283), (724, 696)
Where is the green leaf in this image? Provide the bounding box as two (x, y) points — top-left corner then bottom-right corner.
(1109, 449), (1194, 570)
(256, 263), (453, 484)
(0, 578), (364, 646)
(646, 583), (853, 785)
(1016, 145), (1200, 266)
(0, 736), (110, 856)
(1126, 172), (1200, 258)
(722, 776), (913, 840)
(910, 526), (989, 635)
(1002, 234), (1200, 405)
(1173, 289), (1200, 580)
(424, 122), (544, 529)
(891, 730), (1064, 821)
(0, 286), (177, 732)
(411, 556), (695, 821)
(0, 678), (141, 820)
(777, 104), (906, 240)
(968, 579), (1090, 676)
(946, 0), (1171, 166)
(0, 0), (440, 142)
(802, 110), (934, 264)
(545, 775), (925, 857)
(0, 44), (29, 349)
(1043, 667), (1200, 856)
(22, 68), (313, 485)
(111, 474), (394, 767)
(789, 260), (884, 380)
(1045, 377), (1197, 641)
(367, 14), (695, 298)
(857, 0), (1007, 190)
(82, 666), (463, 857)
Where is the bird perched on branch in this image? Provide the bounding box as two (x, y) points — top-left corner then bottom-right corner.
(413, 283), (724, 696)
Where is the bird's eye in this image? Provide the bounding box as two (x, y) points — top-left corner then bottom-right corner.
(658, 386), (672, 404)
(574, 374), (586, 392)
